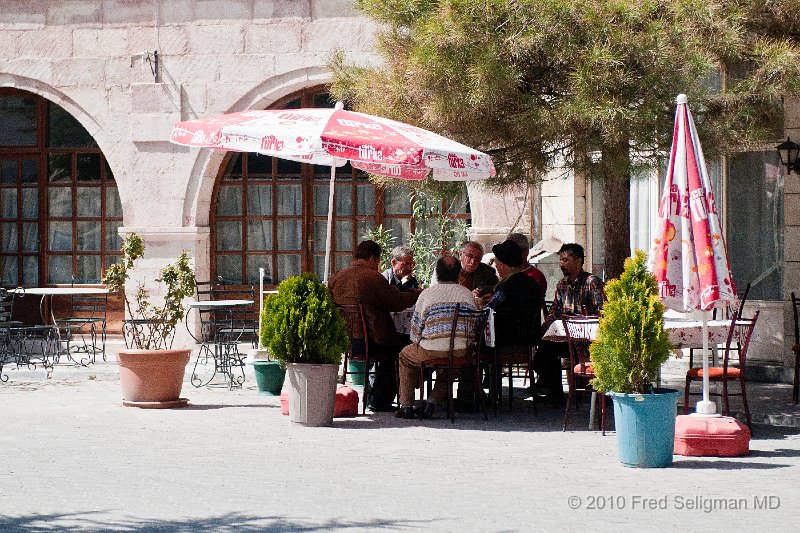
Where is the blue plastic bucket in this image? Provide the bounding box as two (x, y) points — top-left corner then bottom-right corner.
(610, 388), (679, 468)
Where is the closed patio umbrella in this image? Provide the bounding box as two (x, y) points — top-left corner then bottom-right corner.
(648, 93), (737, 417)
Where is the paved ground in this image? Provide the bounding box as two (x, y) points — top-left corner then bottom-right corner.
(1, 342), (799, 532)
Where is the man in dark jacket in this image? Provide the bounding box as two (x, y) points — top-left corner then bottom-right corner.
(328, 240), (422, 411)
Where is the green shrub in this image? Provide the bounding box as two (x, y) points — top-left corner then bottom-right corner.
(260, 273), (348, 365)
(590, 250), (672, 394)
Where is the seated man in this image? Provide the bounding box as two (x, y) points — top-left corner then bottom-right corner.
(506, 232), (547, 298)
(382, 245), (419, 291)
(396, 255), (476, 419)
(328, 240), (422, 412)
(483, 240), (544, 399)
(534, 242), (604, 404)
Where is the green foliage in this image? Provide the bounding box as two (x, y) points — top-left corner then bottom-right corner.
(259, 273), (348, 366)
(102, 233), (196, 350)
(590, 250), (672, 394)
(363, 224), (395, 272)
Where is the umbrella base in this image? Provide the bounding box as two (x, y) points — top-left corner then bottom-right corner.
(674, 414), (750, 457)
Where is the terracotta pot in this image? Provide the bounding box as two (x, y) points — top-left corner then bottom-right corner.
(117, 348), (191, 408)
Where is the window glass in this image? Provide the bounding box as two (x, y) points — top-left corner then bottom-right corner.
(277, 184), (301, 215)
(246, 220), (272, 251)
(277, 220), (301, 250)
(21, 223), (38, 252)
(246, 185), (272, 216)
(106, 187), (122, 217)
(216, 255), (242, 284)
(1, 257), (17, 285)
(1, 223), (18, 252)
(726, 151), (783, 300)
(21, 189), (37, 218)
(277, 254), (301, 281)
(48, 221), (72, 251)
(246, 154), (271, 178)
(76, 255), (100, 282)
(217, 185), (242, 216)
(77, 221), (101, 251)
(247, 254), (271, 285)
(335, 184), (352, 216)
(1, 189), (17, 218)
(22, 160), (37, 183)
(47, 103), (97, 148)
(48, 255), (72, 283)
(48, 154), (71, 183)
(384, 186), (412, 214)
(357, 184), (374, 215)
(76, 153), (101, 182)
(48, 188), (72, 217)
(22, 256), (37, 285)
(0, 96), (37, 146)
(216, 221), (242, 251)
(77, 187), (101, 217)
(1, 160), (16, 183)
(106, 221), (121, 251)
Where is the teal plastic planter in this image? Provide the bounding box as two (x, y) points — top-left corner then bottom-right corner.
(347, 361), (366, 386)
(610, 388), (680, 468)
(252, 360), (285, 396)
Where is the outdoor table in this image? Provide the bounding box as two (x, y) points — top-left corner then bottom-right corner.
(542, 317), (731, 349)
(12, 287), (109, 366)
(391, 307), (415, 335)
(187, 299), (255, 389)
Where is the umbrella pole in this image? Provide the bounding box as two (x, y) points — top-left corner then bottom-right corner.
(695, 311), (717, 415)
(323, 165), (335, 283)
(258, 267), (264, 350)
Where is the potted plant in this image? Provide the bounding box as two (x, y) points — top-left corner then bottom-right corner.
(590, 250), (677, 467)
(103, 233), (196, 408)
(260, 273), (348, 426)
(249, 346), (286, 396)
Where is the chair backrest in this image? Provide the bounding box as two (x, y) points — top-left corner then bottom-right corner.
(0, 288), (14, 325)
(735, 282), (751, 318)
(63, 280), (108, 322)
(336, 301), (369, 359)
(792, 292), (800, 346)
(447, 305), (490, 361)
(723, 310), (759, 371)
(562, 315), (600, 373)
(492, 307), (541, 354)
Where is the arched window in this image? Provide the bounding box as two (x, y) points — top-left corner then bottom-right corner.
(210, 87), (470, 287)
(0, 88), (122, 287)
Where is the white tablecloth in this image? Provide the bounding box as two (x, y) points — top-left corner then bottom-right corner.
(391, 308), (415, 335)
(543, 318), (731, 348)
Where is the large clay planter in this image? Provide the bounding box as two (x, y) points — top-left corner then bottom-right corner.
(285, 363), (339, 426)
(117, 348), (191, 408)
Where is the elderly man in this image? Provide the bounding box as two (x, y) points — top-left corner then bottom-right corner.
(382, 245), (419, 291)
(328, 240), (422, 412)
(456, 240), (499, 297)
(396, 255), (476, 419)
(486, 239), (544, 353)
(535, 242), (604, 404)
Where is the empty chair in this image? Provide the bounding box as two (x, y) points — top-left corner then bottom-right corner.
(419, 306), (490, 422)
(54, 284), (108, 365)
(684, 310), (760, 430)
(562, 315), (605, 433)
(791, 292), (800, 404)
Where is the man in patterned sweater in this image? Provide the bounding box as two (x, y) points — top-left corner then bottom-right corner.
(396, 255), (476, 419)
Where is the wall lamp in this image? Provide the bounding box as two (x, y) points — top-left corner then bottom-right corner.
(776, 137), (800, 175)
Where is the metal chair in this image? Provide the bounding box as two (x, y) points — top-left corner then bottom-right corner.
(0, 288), (22, 382)
(684, 310), (760, 430)
(562, 315), (605, 433)
(419, 305), (490, 422)
(53, 281), (108, 365)
(792, 292), (800, 404)
(482, 308), (541, 414)
(336, 301), (372, 414)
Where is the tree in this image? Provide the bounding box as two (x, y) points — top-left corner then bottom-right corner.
(331, 0), (800, 278)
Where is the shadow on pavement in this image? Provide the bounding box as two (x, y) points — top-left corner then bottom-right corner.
(0, 511), (439, 532)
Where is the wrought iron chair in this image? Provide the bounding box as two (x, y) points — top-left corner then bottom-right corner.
(53, 280), (108, 365)
(0, 288), (22, 382)
(792, 292), (800, 404)
(419, 305), (491, 422)
(336, 301), (372, 414)
(684, 310), (760, 431)
(562, 315), (605, 433)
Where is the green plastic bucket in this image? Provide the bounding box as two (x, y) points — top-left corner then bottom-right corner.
(610, 388), (679, 468)
(252, 360), (285, 396)
(348, 361), (366, 386)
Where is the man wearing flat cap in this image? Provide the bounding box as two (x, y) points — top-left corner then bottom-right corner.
(485, 239), (544, 359)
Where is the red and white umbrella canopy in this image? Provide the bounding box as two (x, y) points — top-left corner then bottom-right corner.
(649, 94), (736, 312)
(171, 101), (494, 282)
(171, 102), (495, 181)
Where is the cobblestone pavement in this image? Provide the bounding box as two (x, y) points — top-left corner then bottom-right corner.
(1, 349), (799, 532)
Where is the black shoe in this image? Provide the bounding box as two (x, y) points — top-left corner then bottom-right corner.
(368, 403), (396, 413)
(419, 401), (436, 419)
(395, 406), (415, 419)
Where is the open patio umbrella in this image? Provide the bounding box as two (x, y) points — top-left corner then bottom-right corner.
(171, 102), (495, 282)
(648, 94), (737, 416)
